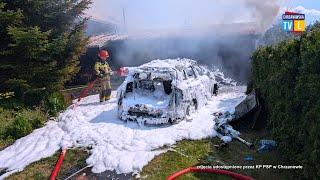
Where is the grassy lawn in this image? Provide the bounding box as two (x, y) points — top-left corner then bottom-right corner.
(0, 108), (17, 150)
(7, 149), (88, 180)
(141, 139), (230, 180)
(0, 107), (46, 150)
(1, 122), (297, 180)
(4, 130), (296, 180)
(0, 107), (89, 179)
(141, 130), (294, 180)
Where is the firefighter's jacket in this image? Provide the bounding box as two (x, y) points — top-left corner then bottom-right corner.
(94, 60), (112, 80)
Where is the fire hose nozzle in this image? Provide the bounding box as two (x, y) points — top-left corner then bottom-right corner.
(117, 67), (129, 76)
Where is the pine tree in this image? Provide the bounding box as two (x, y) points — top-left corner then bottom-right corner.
(0, 0), (92, 104)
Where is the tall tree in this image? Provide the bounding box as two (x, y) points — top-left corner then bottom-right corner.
(257, 23), (295, 46)
(0, 0), (92, 102)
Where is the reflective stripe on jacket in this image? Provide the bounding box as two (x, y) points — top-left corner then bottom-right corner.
(94, 60), (112, 79)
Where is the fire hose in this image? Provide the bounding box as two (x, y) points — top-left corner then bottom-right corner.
(167, 167), (253, 180)
(72, 67), (128, 109)
(50, 68), (128, 179)
(72, 78), (99, 110)
(49, 149), (67, 180)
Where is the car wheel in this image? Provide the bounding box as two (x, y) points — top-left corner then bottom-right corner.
(211, 86), (215, 96)
(186, 106), (191, 116)
(117, 104), (124, 120)
(168, 118), (176, 124)
(192, 99), (198, 111)
(185, 106), (192, 122)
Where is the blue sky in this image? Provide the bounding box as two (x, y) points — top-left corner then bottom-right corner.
(284, 0), (320, 10)
(282, 0), (320, 24)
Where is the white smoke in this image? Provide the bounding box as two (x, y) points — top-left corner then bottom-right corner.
(242, 0), (284, 32)
(87, 0), (284, 33)
(86, 0), (285, 83)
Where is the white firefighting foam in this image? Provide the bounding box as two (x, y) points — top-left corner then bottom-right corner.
(0, 64), (246, 179)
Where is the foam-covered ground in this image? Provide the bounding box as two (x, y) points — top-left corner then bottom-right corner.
(0, 86), (246, 179)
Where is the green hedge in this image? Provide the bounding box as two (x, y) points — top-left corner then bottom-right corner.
(250, 23), (320, 178)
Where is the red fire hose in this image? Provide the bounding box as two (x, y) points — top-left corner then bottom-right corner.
(51, 77), (100, 179)
(50, 149), (67, 180)
(77, 79), (98, 102)
(50, 67), (134, 179)
(72, 68), (127, 110)
(167, 167), (253, 180)
(72, 78), (99, 110)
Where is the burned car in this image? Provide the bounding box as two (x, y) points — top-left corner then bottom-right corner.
(117, 58), (217, 125)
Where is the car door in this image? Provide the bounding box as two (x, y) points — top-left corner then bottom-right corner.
(183, 66), (200, 105)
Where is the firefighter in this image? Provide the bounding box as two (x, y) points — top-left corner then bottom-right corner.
(95, 50), (113, 102)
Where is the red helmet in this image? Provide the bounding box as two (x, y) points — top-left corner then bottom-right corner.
(98, 50), (109, 60)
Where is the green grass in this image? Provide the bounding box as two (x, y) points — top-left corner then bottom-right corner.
(141, 139), (210, 179)
(0, 99), (89, 179)
(0, 106), (296, 180)
(7, 149), (88, 180)
(0, 108), (20, 150)
(3, 130), (296, 180)
(141, 130), (294, 180)
(0, 107), (46, 150)
(141, 139), (230, 180)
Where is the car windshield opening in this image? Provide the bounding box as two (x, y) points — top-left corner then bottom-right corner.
(132, 72), (173, 95)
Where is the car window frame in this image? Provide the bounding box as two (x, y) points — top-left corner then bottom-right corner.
(184, 66), (196, 79)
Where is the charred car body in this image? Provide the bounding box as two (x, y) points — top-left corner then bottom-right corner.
(117, 58), (217, 125)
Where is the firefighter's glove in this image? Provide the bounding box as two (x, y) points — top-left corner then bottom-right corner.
(98, 73), (104, 78)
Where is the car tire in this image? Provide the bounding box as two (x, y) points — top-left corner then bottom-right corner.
(211, 86), (215, 96)
(185, 106), (193, 122)
(168, 118), (176, 124)
(186, 106), (191, 116)
(117, 100), (124, 120)
(192, 99), (198, 110)
(117, 107), (123, 120)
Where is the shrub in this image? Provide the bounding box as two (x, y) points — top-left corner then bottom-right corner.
(24, 88), (47, 107)
(0, 97), (24, 110)
(44, 92), (66, 117)
(0, 108), (16, 139)
(4, 108), (46, 140)
(250, 22), (320, 178)
(5, 115), (33, 139)
(4, 79), (30, 101)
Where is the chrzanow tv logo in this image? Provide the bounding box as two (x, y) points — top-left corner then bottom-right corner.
(282, 11), (305, 32)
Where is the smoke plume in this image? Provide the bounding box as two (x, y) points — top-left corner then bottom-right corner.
(243, 0), (284, 32)
(88, 0), (283, 33)
(87, 0), (284, 83)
